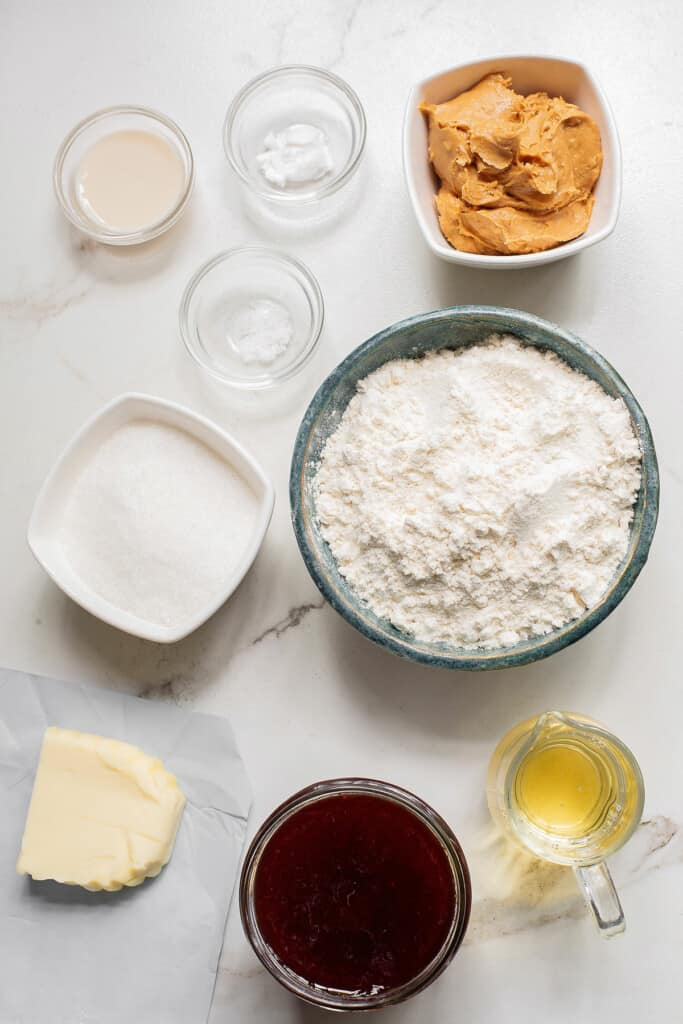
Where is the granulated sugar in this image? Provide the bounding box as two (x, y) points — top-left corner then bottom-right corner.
(59, 419), (258, 627)
(315, 337), (642, 650)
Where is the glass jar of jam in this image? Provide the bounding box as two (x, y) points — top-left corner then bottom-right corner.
(240, 778), (471, 1011)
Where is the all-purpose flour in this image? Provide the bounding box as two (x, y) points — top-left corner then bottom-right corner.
(59, 420), (258, 627)
(315, 337), (642, 649)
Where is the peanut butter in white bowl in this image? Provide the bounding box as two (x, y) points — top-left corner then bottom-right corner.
(421, 72), (603, 256)
(403, 56), (621, 268)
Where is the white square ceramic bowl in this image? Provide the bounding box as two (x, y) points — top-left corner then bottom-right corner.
(28, 393), (275, 643)
(403, 55), (621, 269)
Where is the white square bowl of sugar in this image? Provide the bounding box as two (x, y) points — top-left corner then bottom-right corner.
(28, 393), (274, 642)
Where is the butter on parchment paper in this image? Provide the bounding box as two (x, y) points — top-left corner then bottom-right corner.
(17, 726), (185, 892)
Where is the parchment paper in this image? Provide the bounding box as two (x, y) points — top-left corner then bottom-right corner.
(0, 667), (252, 1024)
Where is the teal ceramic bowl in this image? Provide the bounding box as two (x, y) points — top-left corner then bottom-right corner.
(290, 306), (659, 670)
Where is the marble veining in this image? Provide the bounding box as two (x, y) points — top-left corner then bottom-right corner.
(249, 598), (326, 646)
(0, 277), (94, 325)
(630, 816), (679, 872)
(328, 0), (365, 69)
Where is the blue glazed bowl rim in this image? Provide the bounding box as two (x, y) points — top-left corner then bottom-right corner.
(290, 305), (660, 671)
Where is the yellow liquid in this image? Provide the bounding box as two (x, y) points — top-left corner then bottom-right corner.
(514, 741), (609, 837)
(488, 713), (644, 862)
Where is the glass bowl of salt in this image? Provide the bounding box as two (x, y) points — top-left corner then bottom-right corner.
(179, 246), (324, 390)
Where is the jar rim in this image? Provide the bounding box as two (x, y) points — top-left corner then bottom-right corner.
(239, 777), (471, 1011)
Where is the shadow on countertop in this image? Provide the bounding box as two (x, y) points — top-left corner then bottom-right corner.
(426, 243), (602, 332)
(323, 591), (634, 744)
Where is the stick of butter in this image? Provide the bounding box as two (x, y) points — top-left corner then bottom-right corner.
(17, 726), (186, 892)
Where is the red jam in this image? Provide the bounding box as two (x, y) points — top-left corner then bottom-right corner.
(253, 793), (456, 994)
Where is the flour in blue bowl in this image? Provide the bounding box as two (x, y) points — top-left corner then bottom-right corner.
(314, 336), (642, 649)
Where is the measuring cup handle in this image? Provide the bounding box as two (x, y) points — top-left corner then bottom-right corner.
(574, 862), (625, 937)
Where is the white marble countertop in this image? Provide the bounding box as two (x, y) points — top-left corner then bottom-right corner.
(2, 1), (681, 1020)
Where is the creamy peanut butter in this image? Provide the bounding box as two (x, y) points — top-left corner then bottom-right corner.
(421, 73), (603, 255)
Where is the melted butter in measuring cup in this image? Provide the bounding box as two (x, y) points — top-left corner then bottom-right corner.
(513, 737), (614, 840)
(487, 711), (645, 936)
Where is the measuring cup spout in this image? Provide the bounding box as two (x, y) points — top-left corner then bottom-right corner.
(525, 710), (577, 750)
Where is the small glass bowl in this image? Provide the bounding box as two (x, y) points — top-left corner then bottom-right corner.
(223, 65), (366, 209)
(240, 778), (472, 1012)
(179, 246), (324, 390)
(54, 105), (194, 245)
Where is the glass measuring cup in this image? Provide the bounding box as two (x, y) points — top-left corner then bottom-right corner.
(487, 711), (644, 937)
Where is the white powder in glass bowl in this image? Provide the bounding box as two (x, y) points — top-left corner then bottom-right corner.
(256, 123), (333, 190)
(314, 336), (642, 650)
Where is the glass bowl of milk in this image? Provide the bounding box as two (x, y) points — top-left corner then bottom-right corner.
(223, 65), (366, 225)
(54, 105), (194, 245)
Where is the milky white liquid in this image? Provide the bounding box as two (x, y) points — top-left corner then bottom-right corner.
(75, 130), (186, 232)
